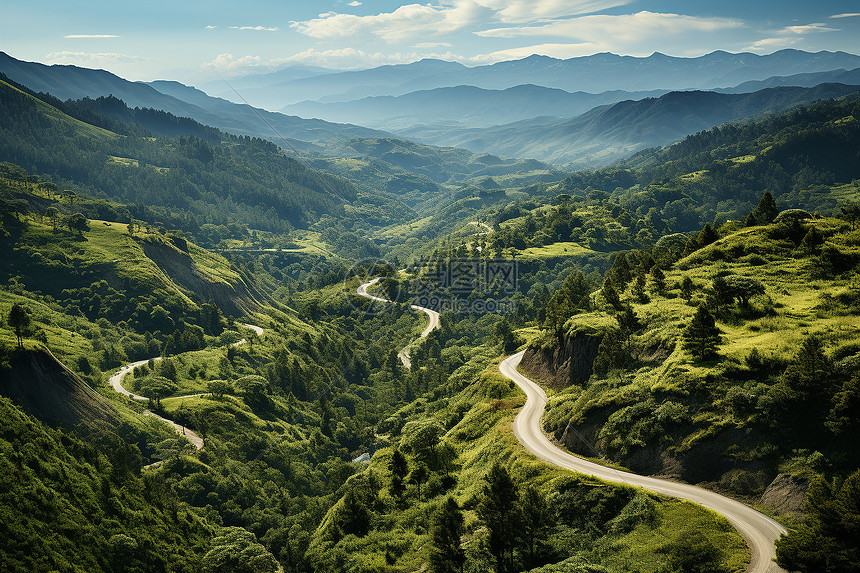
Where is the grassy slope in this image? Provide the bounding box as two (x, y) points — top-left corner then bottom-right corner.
(539, 216), (860, 504)
(306, 348), (748, 572)
(0, 78), (119, 141)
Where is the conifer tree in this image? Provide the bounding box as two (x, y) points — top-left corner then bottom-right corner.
(389, 449), (408, 498)
(680, 276), (695, 301)
(616, 304), (642, 342)
(430, 496), (466, 573)
(650, 265), (666, 294)
(477, 463), (520, 573)
(745, 192), (779, 226)
(683, 306), (721, 359)
(602, 281), (622, 310)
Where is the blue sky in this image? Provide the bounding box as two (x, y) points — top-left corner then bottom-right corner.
(3, 1), (859, 81)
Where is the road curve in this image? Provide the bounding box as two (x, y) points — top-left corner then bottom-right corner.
(356, 277), (441, 368)
(501, 351), (787, 573)
(108, 322), (264, 451)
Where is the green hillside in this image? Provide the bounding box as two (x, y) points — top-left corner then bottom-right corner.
(0, 74), (366, 242)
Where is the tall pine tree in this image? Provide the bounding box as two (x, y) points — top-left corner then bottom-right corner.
(477, 463), (520, 573)
(430, 496), (466, 573)
(683, 306), (721, 359)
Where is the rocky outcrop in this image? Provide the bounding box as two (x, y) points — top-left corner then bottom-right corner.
(520, 327), (603, 389)
(760, 473), (809, 518)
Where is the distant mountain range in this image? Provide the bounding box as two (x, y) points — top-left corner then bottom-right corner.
(280, 84), (670, 130)
(214, 49), (860, 110)
(3, 49), (860, 171)
(399, 83), (860, 167)
(0, 51), (384, 147)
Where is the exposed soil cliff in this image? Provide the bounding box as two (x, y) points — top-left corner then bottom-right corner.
(141, 240), (262, 316)
(0, 349), (118, 428)
(520, 327), (603, 389)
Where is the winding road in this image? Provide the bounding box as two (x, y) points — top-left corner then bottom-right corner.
(108, 323), (264, 451)
(355, 274), (786, 572)
(501, 351), (788, 573)
(357, 277), (440, 369)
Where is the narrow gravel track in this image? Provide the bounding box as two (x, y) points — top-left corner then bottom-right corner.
(108, 323), (263, 451)
(357, 277), (440, 368)
(501, 351), (788, 573)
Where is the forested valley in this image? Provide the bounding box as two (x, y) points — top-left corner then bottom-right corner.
(0, 57), (859, 573)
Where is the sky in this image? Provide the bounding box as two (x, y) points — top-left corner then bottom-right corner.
(2, 1), (860, 82)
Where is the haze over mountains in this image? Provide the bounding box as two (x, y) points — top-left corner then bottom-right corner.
(2, 49), (860, 170)
(209, 49), (860, 109)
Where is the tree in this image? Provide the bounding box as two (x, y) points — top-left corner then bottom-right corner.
(650, 265), (666, 294)
(127, 217), (136, 236)
(389, 449), (409, 498)
(798, 227), (825, 254)
(202, 527), (278, 573)
(633, 272), (649, 303)
(430, 496), (466, 573)
(840, 203), (860, 230)
(335, 489), (371, 537)
(477, 463), (520, 573)
(776, 470), (860, 573)
(45, 206), (59, 231)
(408, 463), (428, 501)
(139, 376), (177, 407)
(207, 379), (231, 399)
(608, 253), (632, 289)
(680, 276), (695, 301)
(495, 318), (520, 352)
(616, 304), (642, 342)
(602, 281), (621, 310)
(520, 486), (552, 568)
(67, 212), (89, 236)
(8, 303), (31, 348)
(745, 191), (779, 227)
(727, 276), (765, 307)
(687, 223), (719, 253)
(401, 419), (444, 465)
(683, 306), (721, 359)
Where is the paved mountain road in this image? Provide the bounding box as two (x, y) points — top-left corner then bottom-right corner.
(358, 273), (786, 572)
(501, 351), (787, 573)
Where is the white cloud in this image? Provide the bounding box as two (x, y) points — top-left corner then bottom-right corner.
(202, 53), (266, 73)
(477, 11), (742, 40)
(64, 34), (119, 39)
(205, 25), (217, 29)
(472, 10), (745, 57)
(290, 2), (493, 42)
(830, 13), (860, 19)
(413, 42), (454, 48)
(745, 21), (839, 53)
(45, 51), (146, 66)
(785, 23), (837, 34)
(229, 25), (279, 31)
(744, 37), (801, 52)
(347, 1), (362, 6)
(473, 0), (632, 24)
